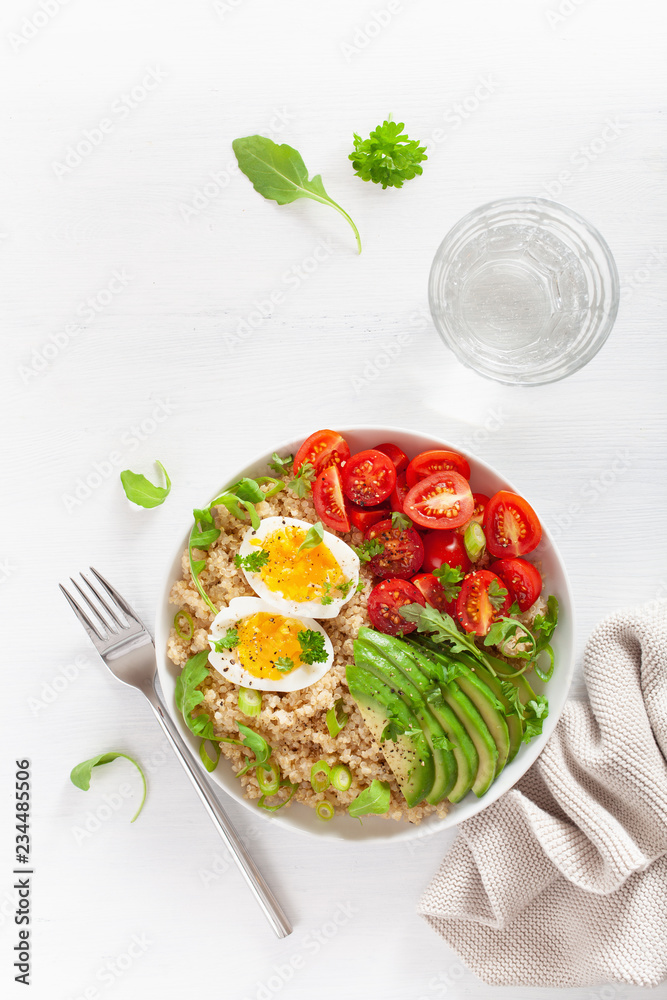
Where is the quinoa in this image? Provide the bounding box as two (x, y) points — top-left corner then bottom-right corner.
(167, 479), (449, 825)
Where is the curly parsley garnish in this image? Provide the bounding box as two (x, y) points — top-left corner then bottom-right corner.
(432, 564), (465, 603)
(352, 538), (385, 563)
(349, 118), (427, 189)
(234, 549), (270, 573)
(213, 628), (239, 651)
(298, 629), (327, 665)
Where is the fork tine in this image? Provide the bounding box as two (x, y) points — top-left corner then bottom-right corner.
(89, 566), (142, 624)
(59, 583), (107, 643)
(70, 577), (119, 634)
(80, 572), (127, 630)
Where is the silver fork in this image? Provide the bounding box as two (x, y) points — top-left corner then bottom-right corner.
(60, 567), (292, 939)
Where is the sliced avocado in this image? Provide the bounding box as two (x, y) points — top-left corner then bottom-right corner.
(346, 663), (434, 808)
(462, 657), (524, 763)
(354, 633), (457, 803)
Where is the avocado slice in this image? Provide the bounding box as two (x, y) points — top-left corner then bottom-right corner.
(354, 634), (457, 803)
(460, 655), (523, 763)
(346, 663), (435, 808)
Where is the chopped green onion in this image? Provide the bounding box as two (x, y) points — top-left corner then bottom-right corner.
(199, 739), (221, 773)
(464, 521), (486, 561)
(310, 760), (331, 793)
(315, 800), (335, 821)
(174, 609), (194, 641)
(258, 779), (298, 811)
(256, 759), (281, 796)
(326, 698), (349, 738)
(330, 764), (352, 792)
(238, 687), (262, 718)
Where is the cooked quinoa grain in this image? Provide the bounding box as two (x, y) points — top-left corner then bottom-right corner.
(167, 478), (450, 824)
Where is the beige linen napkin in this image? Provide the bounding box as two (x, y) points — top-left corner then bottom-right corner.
(419, 603), (667, 988)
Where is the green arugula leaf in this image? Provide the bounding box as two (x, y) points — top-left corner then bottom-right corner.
(352, 538), (385, 563)
(213, 628), (239, 652)
(348, 779), (391, 818)
(233, 135), (361, 253)
(432, 563), (465, 602)
(175, 650), (216, 739)
(120, 460), (171, 509)
(298, 521), (324, 552)
(234, 549), (270, 572)
(268, 452), (294, 476)
(70, 752), (147, 822)
(487, 578), (509, 611)
(298, 629), (327, 665)
(236, 722), (271, 767)
(391, 511), (412, 530)
(349, 118), (427, 189)
(399, 604), (490, 667)
(190, 527), (221, 549)
(274, 657), (294, 673)
(287, 461), (316, 498)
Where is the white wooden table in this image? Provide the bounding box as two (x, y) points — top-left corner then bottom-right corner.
(2, 0), (665, 997)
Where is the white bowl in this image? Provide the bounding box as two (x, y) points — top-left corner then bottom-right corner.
(155, 425), (575, 842)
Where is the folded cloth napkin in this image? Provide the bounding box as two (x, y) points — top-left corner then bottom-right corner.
(419, 603), (667, 988)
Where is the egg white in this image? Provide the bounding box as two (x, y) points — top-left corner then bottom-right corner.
(207, 596), (334, 693)
(237, 516), (360, 619)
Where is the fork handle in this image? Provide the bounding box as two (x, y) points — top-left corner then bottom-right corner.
(144, 684), (292, 939)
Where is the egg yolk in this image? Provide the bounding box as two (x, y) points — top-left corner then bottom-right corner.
(256, 526), (345, 602)
(235, 612), (307, 680)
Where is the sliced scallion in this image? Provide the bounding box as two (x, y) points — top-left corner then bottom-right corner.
(256, 759), (281, 796)
(326, 699), (349, 738)
(258, 779), (298, 811)
(315, 800), (335, 821)
(174, 609), (194, 641)
(199, 739), (221, 773)
(464, 520), (486, 561)
(238, 687), (262, 718)
(310, 760), (331, 793)
(330, 764), (352, 792)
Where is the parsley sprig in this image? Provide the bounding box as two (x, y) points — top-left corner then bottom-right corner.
(298, 629), (327, 665)
(349, 118), (427, 189)
(234, 549), (270, 573)
(352, 537), (385, 563)
(432, 564), (465, 603)
(288, 461), (316, 498)
(213, 628), (239, 652)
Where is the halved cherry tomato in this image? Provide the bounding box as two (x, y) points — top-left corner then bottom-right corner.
(470, 493), (489, 525)
(456, 570), (512, 636)
(390, 472), (410, 513)
(484, 491), (542, 558)
(313, 465), (350, 533)
(374, 442), (409, 474)
(490, 557), (542, 612)
(342, 450), (396, 507)
(293, 429), (350, 477)
(421, 530), (471, 575)
(367, 578), (425, 636)
(411, 573), (455, 615)
(366, 519), (424, 579)
(348, 502), (390, 532)
(405, 449), (471, 489)
(404, 471), (474, 530)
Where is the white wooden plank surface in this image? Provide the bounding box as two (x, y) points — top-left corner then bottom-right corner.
(1, 0), (666, 996)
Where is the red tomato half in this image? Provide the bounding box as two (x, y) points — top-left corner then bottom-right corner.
(484, 491), (542, 558)
(421, 530), (471, 575)
(470, 493), (489, 525)
(411, 573), (455, 615)
(313, 465), (350, 533)
(404, 471), (474, 530)
(293, 429), (350, 477)
(390, 472), (410, 513)
(456, 570), (512, 636)
(367, 578), (425, 636)
(374, 442), (409, 474)
(348, 502), (390, 532)
(366, 519), (424, 579)
(490, 557), (542, 612)
(342, 450), (396, 507)
(405, 449), (471, 488)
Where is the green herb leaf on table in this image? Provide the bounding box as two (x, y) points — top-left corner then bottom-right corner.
(352, 538), (385, 564)
(287, 461), (316, 498)
(120, 461), (171, 509)
(432, 564), (465, 603)
(232, 135), (362, 253)
(349, 118), (427, 189)
(70, 752), (147, 822)
(213, 628), (239, 652)
(298, 629), (327, 665)
(235, 550), (270, 572)
(268, 452), (294, 476)
(348, 779), (391, 818)
(298, 521), (324, 552)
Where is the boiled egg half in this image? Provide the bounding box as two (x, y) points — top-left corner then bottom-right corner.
(236, 516), (360, 619)
(207, 596), (334, 692)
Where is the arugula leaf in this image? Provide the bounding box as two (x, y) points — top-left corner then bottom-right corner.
(213, 628), (239, 652)
(391, 511), (412, 530)
(191, 527), (221, 549)
(348, 779), (391, 818)
(70, 752), (147, 822)
(274, 657), (294, 673)
(234, 549), (270, 572)
(432, 564), (464, 603)
(268, 452), (294, 476)
(236, 722), (271, 767)
(175, 650), (216, 739)
(487, 578), (509, 610)
(349, 118), (427, 189)
(352, 538), (385, 563)
(298, 629), (327, 665)
(287, 461), (316, 498)
(120, 460), (171, 509)
(298, 521), (324, 552)
(232, 135), (361, 253)
(399, 604), (490, 667)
